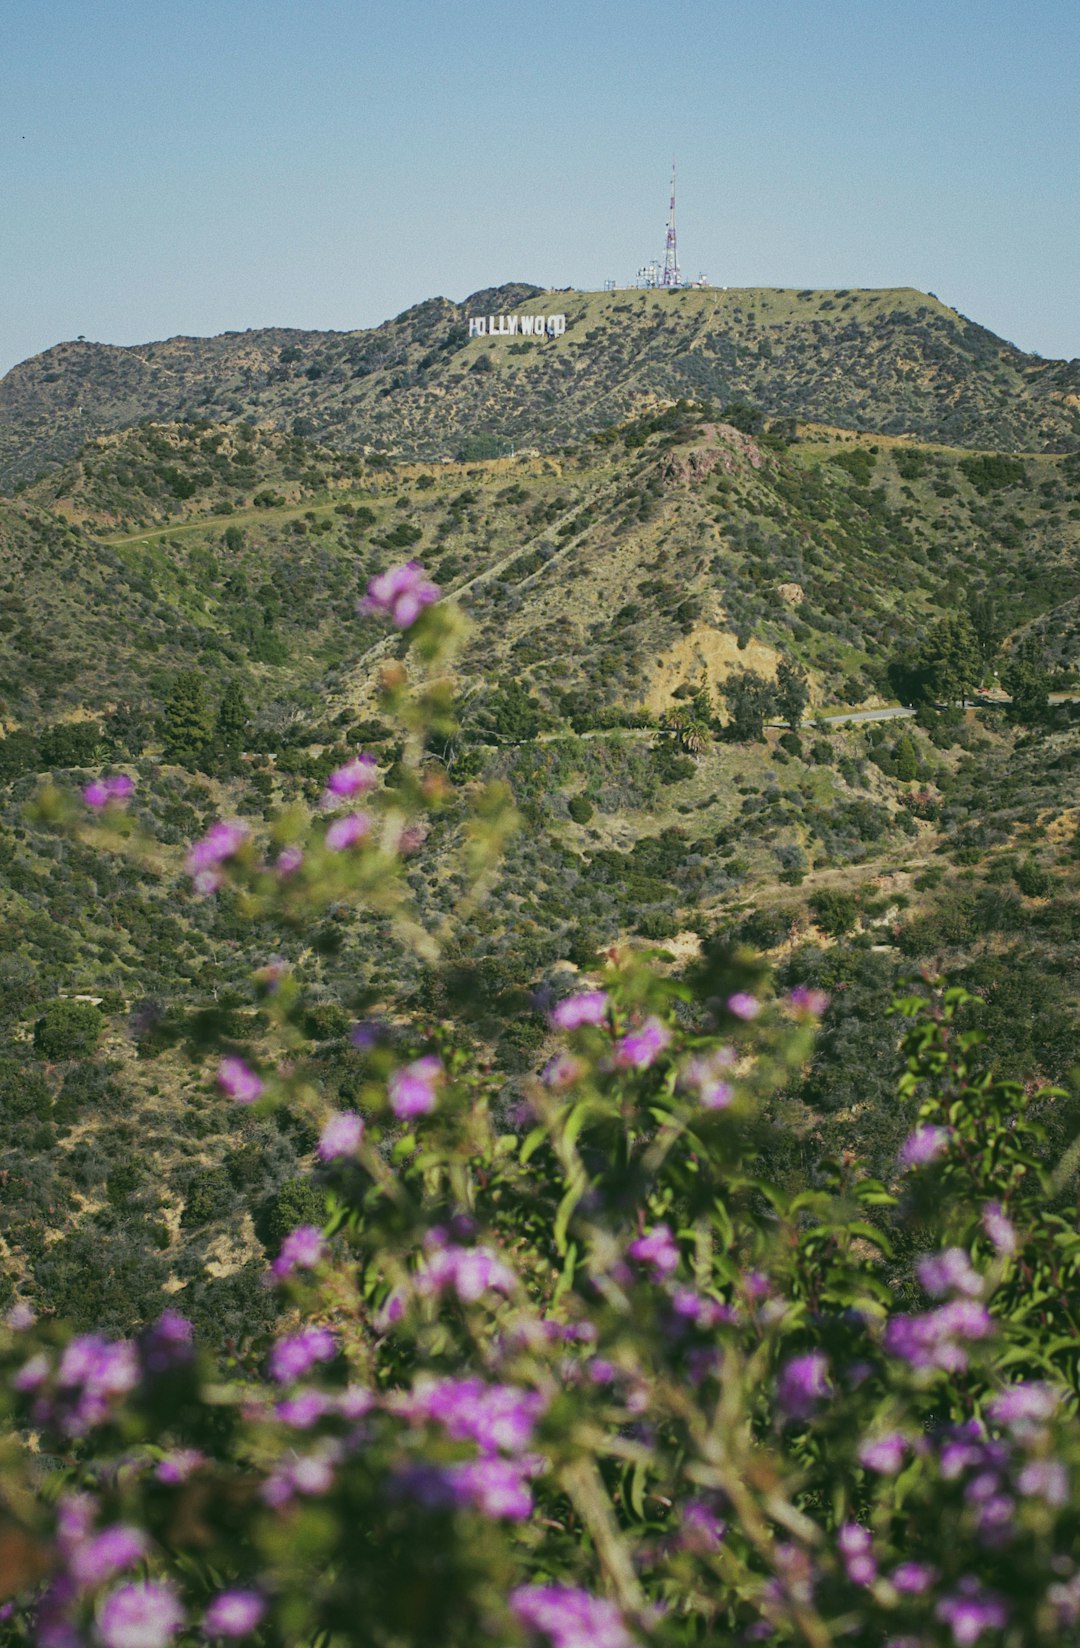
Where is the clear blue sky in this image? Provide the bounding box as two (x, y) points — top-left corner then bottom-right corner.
(1, 0), (1077, 377)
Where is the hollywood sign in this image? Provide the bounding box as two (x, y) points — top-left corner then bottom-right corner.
(468, 313), (566, 338)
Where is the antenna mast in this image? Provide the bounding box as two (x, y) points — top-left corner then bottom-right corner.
(661, 159), (681, 287)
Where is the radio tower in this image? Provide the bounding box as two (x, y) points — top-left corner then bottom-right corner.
(661, 160), (681, 287)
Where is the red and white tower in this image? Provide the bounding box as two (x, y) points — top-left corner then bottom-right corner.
(660, 160), (681, 287)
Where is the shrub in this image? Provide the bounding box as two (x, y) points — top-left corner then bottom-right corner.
(32, 1000), (104, 1061)
(810, 886), (859, 936)
(567, 794), (594, 825)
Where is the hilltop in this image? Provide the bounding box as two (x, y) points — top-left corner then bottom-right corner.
(1, 284), (1077, 489)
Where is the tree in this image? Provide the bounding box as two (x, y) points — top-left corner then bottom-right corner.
(215, 680), (250, 752)
(893, 733), (919, 781)
(162, 671), (216, 765)
(1002, 641), (1051, 726)
(33, 1000), (104, 1061)
(721, 669), (775, 742)
(968, 591), (1003, 672)
(919, 613), (981, 707)
(775, 657), (809, 730)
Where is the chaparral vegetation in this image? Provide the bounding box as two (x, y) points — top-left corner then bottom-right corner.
(0, 569), (1077, 1648)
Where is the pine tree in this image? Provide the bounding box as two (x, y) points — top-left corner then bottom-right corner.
(215, 680), (250, 751)
(920, 613), (981, 707)
(162, 672), (216, 766)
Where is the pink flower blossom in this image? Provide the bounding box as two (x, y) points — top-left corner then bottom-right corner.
(419, 1243), (516, 1302)
(322, 753), (378, 806)
(216, 1057), (263, 1105)
(613, 1016), (670, 1070)
(402, 1376), (546, 1455)
(83, 774), (135, 810)
(269, 1328), (336, 1385)
(627, 1224), (680, 1279)
(916, 1247), (984, 1299)
(510, 1584), (633, 1648)
(858, 1432), (910, 1474)
(358, 561), (440, 628)
(388, 1055), (443, 1119)
(185, 820), (249, 895)
(981, 1201), (1017, 1255)
(935, 1579), (1007, 1646)
(776, 1352), (831, 1420)
(787, 985), (830, 1016)
(203, 1590), (266, 1639)
(726, 991), (760, 1021)
(550, 990), (609, 1030)
(317, 1110), (364, 1160)
(271, 1225), (326, 1279)
(69, 1526), (147, 1589)
(897, 1124), (952, 1168)
(680, 1048), (735, 1109)
(275, 846), (303, 877)
(325, 811), (370, 851)
(97, 1581), (183, 1648)
(838, 1522), (877, 1586)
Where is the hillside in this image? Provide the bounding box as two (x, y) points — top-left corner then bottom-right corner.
(1, 284), (1077, 489)
(0, 406), (1078, 1340)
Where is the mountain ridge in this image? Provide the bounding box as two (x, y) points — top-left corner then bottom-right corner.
(2, 283), (1076, 489)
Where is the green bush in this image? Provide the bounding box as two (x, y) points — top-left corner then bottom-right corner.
(32, 1000), (104, 1061)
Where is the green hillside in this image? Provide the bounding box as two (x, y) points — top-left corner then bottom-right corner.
(0, 403), (1078, 1337)
(1, 283), (1076, 488)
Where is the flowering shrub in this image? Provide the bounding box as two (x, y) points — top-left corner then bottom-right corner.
(6, 565), (1080, 1646)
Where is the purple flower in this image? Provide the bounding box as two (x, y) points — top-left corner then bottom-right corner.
(12, 1352), (49, 1392)
(97, 1581), (183, 1648)
(858, 1432), (910, 1474)
(776, 1352), (831, 1420)
(726, 991), (760, 1021)
(322, 753), (378, 806)
(449, 1456), (534, 1519)
(891, 1562), (937, 1595)
(69, 1526), (147, 1589)
(916, 1247), (984, 1300)
(276, 846), (303, 877)
(679, 1499), (726, 1552)
(403, 1376), (546, 1455)
(981, 1201), (1017, 1256)
(1017, 1459), (1068, 1506)
(269, 1327), (336, 1384)
(350, 1018), (384, 1050)
(388, 1055), (443, 1119)
(541, 1052), (584, 1089)
(897, 1124), (952, 1168)
(139, 1310), (194, 1375)
(510, 1584), (633, 1648)
(83, 774), (135, 810)
(325, 811), (370, 851)
(271, 1225), (326, 1279)
(627, 1223), (680, 1279)
(276, 1389), (331, 1429)
(613, 1016), (670, 1070)
(154, 1449), (204, 1484)
(185, 820), (249, 895)
(550, 990), (609, 1030)
(5, 1300), (35, 1331)
(987, 1382), (1062, 1428)
(935, 1579), (1007, 1646)
(359, 561), (440, 628)
(838, 1522), (877, 1586)
(217, 1056), (263, 1105)
(680, 1048), (734, 1109)
(56, 1336), (138, 1433)
(420, 1243), (516, 1302)
(787, 985), (829, 1016)
(317, 1110), (364, 1160)
(203, 1590), (266, 1639)
(885, 1300), (995, 1373)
